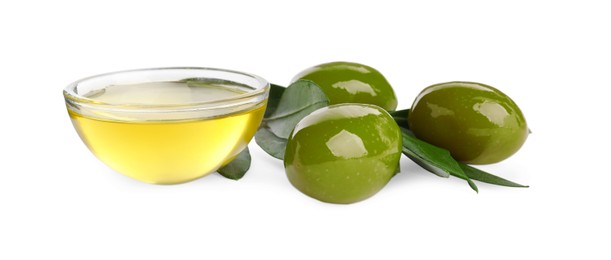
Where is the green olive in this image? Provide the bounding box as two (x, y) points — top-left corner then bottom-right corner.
(408, 81), (528, 164)
(284, 104), (402, 204)
(292, 61), (398, 111)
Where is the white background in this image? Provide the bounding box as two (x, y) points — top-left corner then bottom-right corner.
(1, 0), (609, 259)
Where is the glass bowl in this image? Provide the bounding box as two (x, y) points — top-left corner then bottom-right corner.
(64, 67), (269, 184)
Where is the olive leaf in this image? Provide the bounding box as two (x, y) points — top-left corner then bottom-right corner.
(264, 84), (286, 117)
(400, 127), (528, 190)
(389, 109), (410, 129)
(255, 80), (329, 160)
(217, 147), (251, 180)
(459, 164), (529, 188)
(264, 80), (329, 139)
(401, 128), (479, 192)
(254, 127), (286, 160)
(256, 83), (288, 160)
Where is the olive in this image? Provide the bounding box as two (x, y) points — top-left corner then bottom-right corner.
(292, 61), (398, 111)
(284, 104), (402, 204)
(408, 81), (528, 164)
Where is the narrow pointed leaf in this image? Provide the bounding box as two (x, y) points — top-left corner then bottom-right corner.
(460, 164), (529, 188)
(389, 109), (410, 129)
(401, 128), (478, 192)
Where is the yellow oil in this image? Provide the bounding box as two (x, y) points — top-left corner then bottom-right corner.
(68, 81), (266, 184)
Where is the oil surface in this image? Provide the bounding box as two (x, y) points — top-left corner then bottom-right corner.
(69, 81), (265, 184)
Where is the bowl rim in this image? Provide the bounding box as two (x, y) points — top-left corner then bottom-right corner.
(63, 67), (270, 113)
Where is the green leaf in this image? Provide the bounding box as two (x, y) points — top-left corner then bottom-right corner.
(264, 84), (286, 117)
(217, 147), (251, 180)
(256, 83), (288, 159)
(255, 80), (329, 160)
(264, 80), (330, 139)
(254, 127), (286, 160)
(400, 129), (454, 178)
(389, 109), (410, 129)
(460, 164), (529, 188)
(401, 128), (478, 192)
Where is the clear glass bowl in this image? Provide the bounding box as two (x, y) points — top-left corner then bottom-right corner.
(64, 67), (269, 184)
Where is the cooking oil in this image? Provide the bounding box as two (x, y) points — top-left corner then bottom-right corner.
(67, 81), (266, 184)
